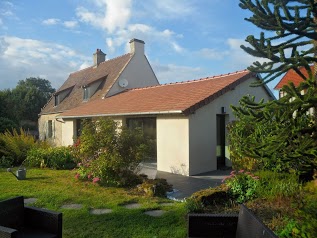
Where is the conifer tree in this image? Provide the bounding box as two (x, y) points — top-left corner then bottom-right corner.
(229, 0), (317, 177)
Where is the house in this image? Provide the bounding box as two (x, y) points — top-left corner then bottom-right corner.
(56, 70), (274, 176)
(275, 66), (314, 98)
(39, 39), (159, 146)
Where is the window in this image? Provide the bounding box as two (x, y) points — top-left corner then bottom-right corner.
(54, 95), (59, 106)
(126, 117), (157, 159)
(126, 117), (156, 140)
(76, 119), (83, 137)
(83, 87), (89, 101)
(48, 120), (53, 138)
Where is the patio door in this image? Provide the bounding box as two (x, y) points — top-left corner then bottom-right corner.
(216, 114), (226, 169)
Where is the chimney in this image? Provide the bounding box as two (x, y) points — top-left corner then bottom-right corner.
(129, 38), (145, 55)
(93, 49), (106, 66)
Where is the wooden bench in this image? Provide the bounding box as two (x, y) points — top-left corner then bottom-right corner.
(188, 204), (278, 238)
(0, 196), (62, 238)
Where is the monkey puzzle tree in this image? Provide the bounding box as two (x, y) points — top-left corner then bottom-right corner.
(228, 0), (317, 177)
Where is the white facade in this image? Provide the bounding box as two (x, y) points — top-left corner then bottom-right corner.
(156, 76), (273, 176)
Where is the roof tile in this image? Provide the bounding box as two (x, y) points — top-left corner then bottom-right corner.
(40, 53), (132, 114)
(60, 70), (254, 118)
(275, 66), (314, 89)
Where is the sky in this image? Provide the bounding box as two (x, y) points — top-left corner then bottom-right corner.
(0, 0), (280, 96)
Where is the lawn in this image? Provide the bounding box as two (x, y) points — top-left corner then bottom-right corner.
(0, 168), (188, 238)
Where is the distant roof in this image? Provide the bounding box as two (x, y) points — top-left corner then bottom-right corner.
(40, 53), (133, 114)
(274, 66), (314, 90)
(59, 70), (260, 118)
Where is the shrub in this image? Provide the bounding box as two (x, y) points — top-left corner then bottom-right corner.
(254, 170), (300, 199)
(190, 187), (230, 207)
(223, 170), (259, 203)
(0, 117), (18, 133)
(27, 146), (76, 169)
(0, 128), (37, 166)
(73, 118), (151, 187)
(185, 197), (204, 213)
(137, 178), (173, 197)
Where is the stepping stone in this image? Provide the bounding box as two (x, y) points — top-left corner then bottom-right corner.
(24, 198), (37, 204)
(123, 203), (141, 209)
(90, 208), (112, 215)
(61, 204), (83, 209)
(144, 210), (165, 217)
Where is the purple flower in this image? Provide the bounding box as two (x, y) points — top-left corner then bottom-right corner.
(93, 177), (100, 183)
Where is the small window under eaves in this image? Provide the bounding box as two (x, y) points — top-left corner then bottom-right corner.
(83, 87), (89, 101)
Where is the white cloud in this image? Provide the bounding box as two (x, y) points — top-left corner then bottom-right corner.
(42, 18), (60, 25)
(0, 36), (90, 90)
(138, 0), (194, 19)
(152, 62), (202, 84)
(63, 20), (78, 28)
(76, 0), (132, 33)
(195, 48), (229, 60)
(226, 38), (269, 69)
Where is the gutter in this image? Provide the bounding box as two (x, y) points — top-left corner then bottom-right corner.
(56, 110), (183, 119)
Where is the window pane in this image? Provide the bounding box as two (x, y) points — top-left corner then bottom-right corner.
(48, 120), (53, 138)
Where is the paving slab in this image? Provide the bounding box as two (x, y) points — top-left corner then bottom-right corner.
(61, 204), (83, 209)
(123, 203), (141, 209)
(90, 208), (112, 215)
(24, 198), (37, 204)
(144, 210), (165, 217)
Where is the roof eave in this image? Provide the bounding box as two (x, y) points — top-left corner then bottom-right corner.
(57, 110), (183, 119)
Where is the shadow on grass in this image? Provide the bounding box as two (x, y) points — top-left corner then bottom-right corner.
(25, 176), (50, 180)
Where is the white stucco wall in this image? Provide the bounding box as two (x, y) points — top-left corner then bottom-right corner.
(156, 116), (190, 175)
(187, 76), (273, 175)
(107, 54), (159, 97)
(38, 114), (63, 146)
(62, 119), (75, 146)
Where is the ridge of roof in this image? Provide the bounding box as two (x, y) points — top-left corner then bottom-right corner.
(130, 69), (250, 91)
(69, 53), (132, 76)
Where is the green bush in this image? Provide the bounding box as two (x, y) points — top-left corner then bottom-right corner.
(27, 146), (76, 169)
(254, 170), (300, 199)
(73, 118), (151, 187)
(190, 187), (230, 207)
(137, 178), (173, 197)
(278, 181), (317, 237)
(0, 128), (37, 166)
(223, 170), (259, 203)
(185, 197), (204, 213)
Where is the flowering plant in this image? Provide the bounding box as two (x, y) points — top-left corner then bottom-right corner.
(222, 170), (259, 203)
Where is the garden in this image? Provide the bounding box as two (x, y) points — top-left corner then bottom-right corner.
(1, 115), (317, 237)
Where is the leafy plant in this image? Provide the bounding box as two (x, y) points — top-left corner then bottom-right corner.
(137, 178), (173, 197)
(185, 197), (204, 213)
(255, 170), (300, 199)
(223, 170), (259, 203)
(27, 146), (76, 169)
(0, 128), (37, 166)
(73, 118), (151, 187)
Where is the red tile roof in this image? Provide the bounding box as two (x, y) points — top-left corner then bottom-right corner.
(274, 66), (314, 89)
(59, 70), (257, 118)
(40, 53), (133, 114)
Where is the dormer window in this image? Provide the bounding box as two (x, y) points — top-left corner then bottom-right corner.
(83, 87), (89, 101)
(54, 95), (59, 106)
(53, 86), (73, 106)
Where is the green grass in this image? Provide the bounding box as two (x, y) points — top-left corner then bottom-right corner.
(0, 168), (187, 238)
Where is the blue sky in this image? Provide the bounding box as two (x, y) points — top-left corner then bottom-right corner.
(0, 0), (279, 95)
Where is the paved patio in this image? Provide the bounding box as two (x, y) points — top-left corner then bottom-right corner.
(139, 162), (231, 200)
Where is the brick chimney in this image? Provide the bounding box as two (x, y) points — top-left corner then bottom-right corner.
(129, 39), (145, 55)
(93, 49), (106, 66)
